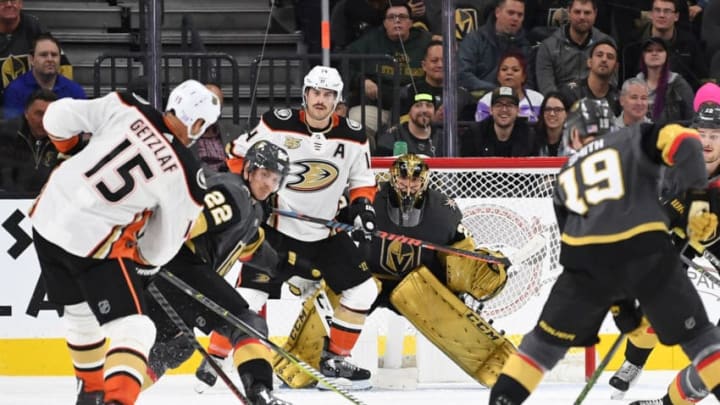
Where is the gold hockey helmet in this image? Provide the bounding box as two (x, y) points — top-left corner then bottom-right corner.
(389, 153), (430, 210)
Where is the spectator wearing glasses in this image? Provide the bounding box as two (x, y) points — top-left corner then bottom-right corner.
(346, 1), (432, 137)
(461, 86), (537, 157)
(615, 78), (651, 128)
(534, 91), (570, 156)
(0, 0), (73, 103)
(457, 0), (530, 95)
(3, 33), (85, 119)
(621, 0), (707, 90)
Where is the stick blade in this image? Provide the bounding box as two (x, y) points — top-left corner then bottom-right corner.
(507, 233), (547, 266)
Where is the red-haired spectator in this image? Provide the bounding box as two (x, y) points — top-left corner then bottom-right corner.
(475, 50), (544, 123)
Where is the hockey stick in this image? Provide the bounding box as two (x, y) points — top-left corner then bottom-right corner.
(146, 283), (248, 404)
(271, 208), (546, 267)
(573, 334), (627, 405)
(157, 270), (368, 405)
(679, 242), (720, 287)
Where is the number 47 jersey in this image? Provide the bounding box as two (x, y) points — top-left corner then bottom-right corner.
(30, 92), (205, 267)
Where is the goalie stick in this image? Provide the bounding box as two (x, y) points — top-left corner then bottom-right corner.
(146, 283), (248, 404)
(157, 270), (368, 405)
(271, 208), (546, 267)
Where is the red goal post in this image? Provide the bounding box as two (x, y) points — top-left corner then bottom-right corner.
(370, 156), (596, 381)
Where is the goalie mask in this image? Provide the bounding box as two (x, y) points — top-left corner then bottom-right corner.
(388, 153), (430, 227)
(244, 140), (291, 192)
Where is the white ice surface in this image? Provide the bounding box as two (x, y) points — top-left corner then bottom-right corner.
(0, 371), (692, 405)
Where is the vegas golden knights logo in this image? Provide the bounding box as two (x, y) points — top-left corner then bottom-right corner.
(380, 239), (421, 276)
(1, 55), (29, 88)
(455, 8), (479, 40)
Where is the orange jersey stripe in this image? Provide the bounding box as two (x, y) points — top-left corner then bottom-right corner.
(118, 258), (143, 315)
(349, 185), (377, 203)
(50, 134), (80, 153)
(226, 157), (244, 174)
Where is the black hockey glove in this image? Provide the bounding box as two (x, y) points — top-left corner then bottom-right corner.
(349, 197), (376, 242)
(248, 242), (281, 278)
(610, 300), (642, 334)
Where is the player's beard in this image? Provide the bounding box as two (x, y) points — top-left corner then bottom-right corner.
(306, 103), (333, 123)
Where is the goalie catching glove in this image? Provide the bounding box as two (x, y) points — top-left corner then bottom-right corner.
(349, 197), (376, 242)
(437, 237), (508, 301)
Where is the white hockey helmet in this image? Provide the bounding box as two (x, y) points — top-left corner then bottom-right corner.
(302, 65), (344, 109)
(165, 79), (221, 143)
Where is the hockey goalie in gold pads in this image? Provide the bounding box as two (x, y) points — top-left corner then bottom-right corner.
(274, 154), (516, 388)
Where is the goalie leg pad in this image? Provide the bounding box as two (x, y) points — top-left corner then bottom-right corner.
(390, 265), (516, 387)
(272, 286), (340, 388)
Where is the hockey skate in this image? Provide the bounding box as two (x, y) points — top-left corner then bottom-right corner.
(75, 378), (103, 405)
(317, 342), (372, 391)
(242, 374), (293, 405)
(194, 355), (223, 393)
(609, 360), (642, 399)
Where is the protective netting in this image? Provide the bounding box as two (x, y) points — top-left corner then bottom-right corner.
(373, 165), (563, 319)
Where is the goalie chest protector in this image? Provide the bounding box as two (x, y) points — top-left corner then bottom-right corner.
(370, 182), (464, 280)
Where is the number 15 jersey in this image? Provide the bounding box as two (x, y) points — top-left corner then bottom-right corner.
(30, 92), (205, 266)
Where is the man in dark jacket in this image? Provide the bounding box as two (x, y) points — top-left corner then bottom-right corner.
(0, 88), (58, 195)
(535, 0), (615, 94)
(376, 92), (444, 157)
(458, 0), (530, 94)
(460, 86), (537, 156)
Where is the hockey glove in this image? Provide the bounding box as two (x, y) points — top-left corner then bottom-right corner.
(349, 197), (376, 242)
(686, 189), (718, 244)
(246, 242), (281, 278)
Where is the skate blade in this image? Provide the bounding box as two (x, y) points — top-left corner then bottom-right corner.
(610, 389), (627, 400)
(316, 378), (372, 391)
(194, 381), (213, 394)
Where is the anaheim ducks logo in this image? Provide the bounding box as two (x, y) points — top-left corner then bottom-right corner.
(380, 239), (420, 276)
(1, 55), (29, 88)
(286, 160), (339, 192)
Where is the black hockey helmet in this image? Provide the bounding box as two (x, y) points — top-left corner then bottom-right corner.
(564, 98), (614, 140)
(243, 140), (291, 181)
(692, 102), (720, 130)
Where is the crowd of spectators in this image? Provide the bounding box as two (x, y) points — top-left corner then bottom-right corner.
(3, 0), (720, 196)
(320, 0), (720, 157)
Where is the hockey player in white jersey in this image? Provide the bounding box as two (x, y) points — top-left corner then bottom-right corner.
(196, 65), (379, 390)
(30, 79), (220, 405)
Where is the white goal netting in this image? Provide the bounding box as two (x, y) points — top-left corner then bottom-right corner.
(365, 157), (594, 382)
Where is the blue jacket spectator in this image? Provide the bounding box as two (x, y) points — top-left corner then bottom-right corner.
(3, 33), (85, 119)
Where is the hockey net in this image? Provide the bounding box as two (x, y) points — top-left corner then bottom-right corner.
(365, 157), (595, 384)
